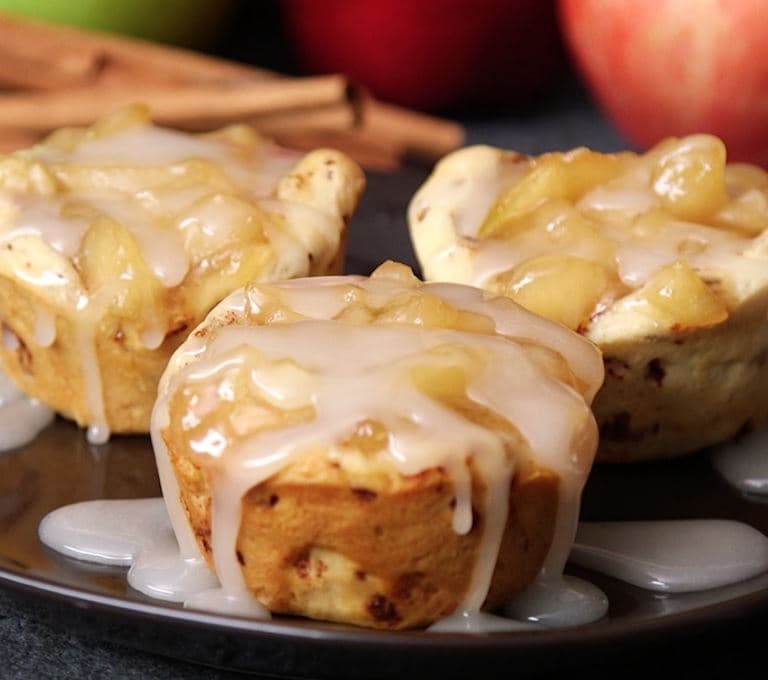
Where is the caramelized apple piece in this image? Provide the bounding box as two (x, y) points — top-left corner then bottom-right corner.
(75, 215), (167, 343)
(87, 103), (152, 139)
(376, 292), (495, 333)
(714, 188), (768, 236)
(0, 157), (58, 194)
(171, 349), (315, 455)
(638, 260), (728, 328)
(340, 419), (390, 455)
(177, 193), (269, 265)
(480, 149), (626, 238)
(492, 255), (619, 331)
(370, 260), (421, 285)
(724, 162), (768, 193)
(719, 161), (768, 234)
(651, 135), (728, 222)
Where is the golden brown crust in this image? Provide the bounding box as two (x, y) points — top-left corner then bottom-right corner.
(165, 432), (558, 630)
(0, 277), (194, 431)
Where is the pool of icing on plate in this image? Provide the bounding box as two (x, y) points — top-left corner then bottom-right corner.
(0, 361), (54, 452)
(12, 394), (768, 630)
(33, 376), (768, 628)
(712, 429), (768, 501)
(38, 496), (768, 632)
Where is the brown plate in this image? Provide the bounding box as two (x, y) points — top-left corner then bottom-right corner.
(1, 417), (767, 679)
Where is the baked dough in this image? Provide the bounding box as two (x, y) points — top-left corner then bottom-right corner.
(0, 105), (364, 441)
(409, 135), (768, 461)
(152, 261), (603, 629)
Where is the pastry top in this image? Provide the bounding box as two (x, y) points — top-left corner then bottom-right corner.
(0, 104), (364, 350)
(0, 105), (363, 442)
(151, 261), (603, 614)
(408, 135), (768, 344)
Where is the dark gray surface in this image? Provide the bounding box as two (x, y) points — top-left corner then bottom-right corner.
(0, 94), (630, 679)
(0, 589), (243, 680)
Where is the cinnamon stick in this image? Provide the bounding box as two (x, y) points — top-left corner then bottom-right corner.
(0, 129), (42, 153)
(0, 13), (467, 170)
(0, 15), (104, 89)
(274, 129), (402, 172)
(359, 97), (465, 162)
(248, 102), (357, 136)
(0, 12), (272, 88)
(0, 76), (351, 131)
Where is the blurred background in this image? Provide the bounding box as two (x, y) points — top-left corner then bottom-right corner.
(1, 0), (764, 165)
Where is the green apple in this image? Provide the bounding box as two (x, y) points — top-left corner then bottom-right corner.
(0, 0), (233, 47)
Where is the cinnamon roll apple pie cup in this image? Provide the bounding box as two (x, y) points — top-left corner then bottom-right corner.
(0, 105), (364, 443)
(151, 261), (603, 629)
(409, 135), (768, 461)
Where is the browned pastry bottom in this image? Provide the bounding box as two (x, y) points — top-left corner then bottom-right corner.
(166, 438), (559, 630)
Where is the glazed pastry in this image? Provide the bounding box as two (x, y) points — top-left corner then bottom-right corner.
(151, 261), (603, 629)
(0, 105), (364, 442)
(409, 135), (768, 461)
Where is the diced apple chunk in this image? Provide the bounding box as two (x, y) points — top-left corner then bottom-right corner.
(651, 134), (728, 221)
(492, 255), (619, 331)
(376, 292), (495, 333)
(480, 148), (626, 238)
(638, 260), (728, 328)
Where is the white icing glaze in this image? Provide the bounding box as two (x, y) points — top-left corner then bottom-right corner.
(149, 267), (602, 622)
(1, 322), (19, 350)
(38, 498), (222, 604)
(711, 429), (768, 498)
(502, 575), (608, 626)
(408, 141), (768, 340)
(0, 364), (54, 451)
(32, 304), (56, 347)
(428, 610), (537, 632)
(40, 499), (768, 628)
(38, 496), (606, 628)
(9, 196), (88, 259)
(572, 520), (768, 592)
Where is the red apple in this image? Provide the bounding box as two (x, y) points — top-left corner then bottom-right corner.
(282, 0), (565, 112)
(559, 0), (768, 166)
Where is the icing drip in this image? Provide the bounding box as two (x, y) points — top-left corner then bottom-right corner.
(428, 611), (537, 632)
(38, 498), (221, 605)
(32, 304), (56, 347)
(0, 364), (54, 451)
